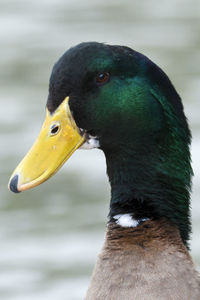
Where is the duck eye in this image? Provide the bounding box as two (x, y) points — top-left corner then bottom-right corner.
(96, 72), (110, 85)
(50, 123), (60, 136)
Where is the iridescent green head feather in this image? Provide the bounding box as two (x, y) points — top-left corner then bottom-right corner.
(9, 42), (192, 247)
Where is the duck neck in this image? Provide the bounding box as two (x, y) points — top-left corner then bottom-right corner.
(104, 146), (191, 248)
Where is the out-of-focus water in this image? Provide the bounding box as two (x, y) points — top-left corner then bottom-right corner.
(0, 0), (200, 299)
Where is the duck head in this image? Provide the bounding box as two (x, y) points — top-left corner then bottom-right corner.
(8, 42), (192, 247)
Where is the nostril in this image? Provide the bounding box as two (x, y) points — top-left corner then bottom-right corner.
(50, 122), (60, 136)
(51, 125), (59, 134)
(9, 174), (20, 193)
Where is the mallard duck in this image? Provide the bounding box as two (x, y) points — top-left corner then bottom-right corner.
(8, 42), (200, 299)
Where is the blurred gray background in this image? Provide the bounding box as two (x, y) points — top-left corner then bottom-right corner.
(0, 0), (200, 299)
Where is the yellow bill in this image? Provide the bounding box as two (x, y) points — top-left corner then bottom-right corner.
(8, 96), (85, 193)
